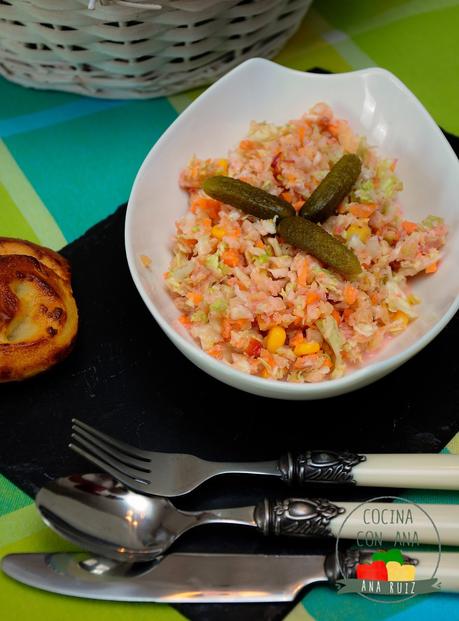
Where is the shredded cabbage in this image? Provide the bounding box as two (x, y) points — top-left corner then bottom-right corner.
(205, 253), (221, 274)
(316, 316), (345, 378)
(422, 215), (444, 230)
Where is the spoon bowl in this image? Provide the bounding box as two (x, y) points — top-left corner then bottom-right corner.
(36, 474), (194, 561)
(36, 473), (256, 562)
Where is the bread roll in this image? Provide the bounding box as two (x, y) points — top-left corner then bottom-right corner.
(0, 238), (78, 382)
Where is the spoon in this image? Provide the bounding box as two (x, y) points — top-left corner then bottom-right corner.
(36, 474), (459, 562)
(36, 473), (260, 562)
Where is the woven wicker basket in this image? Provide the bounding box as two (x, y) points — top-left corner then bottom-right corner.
(0, 0), (312, 99)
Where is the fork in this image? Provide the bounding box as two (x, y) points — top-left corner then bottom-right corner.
(70, 419), (459, 497)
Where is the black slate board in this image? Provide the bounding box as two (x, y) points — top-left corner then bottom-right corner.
(1, 101), (458, 621)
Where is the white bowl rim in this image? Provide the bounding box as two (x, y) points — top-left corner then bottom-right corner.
(125, 58), (459, 398)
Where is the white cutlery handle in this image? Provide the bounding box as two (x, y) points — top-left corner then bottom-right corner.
(258, 499), (459, 546)
(354, 454), (459, 489)
(411, 551), (459, 592)
(279, 451), (459, 490)
(328, 550), (459, 593)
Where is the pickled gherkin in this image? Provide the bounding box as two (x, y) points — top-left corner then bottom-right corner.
(203, 176), (295, 220)
(300, 154), (361, 222)
(278, 217), (361, 279)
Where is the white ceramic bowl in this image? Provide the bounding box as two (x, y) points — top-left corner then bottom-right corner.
(125, 58), (459, 400)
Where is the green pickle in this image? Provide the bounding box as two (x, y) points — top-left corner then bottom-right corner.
(278, 217), (361, 279)
(300, 154), (362, 222)
(203, 176), (295, 220)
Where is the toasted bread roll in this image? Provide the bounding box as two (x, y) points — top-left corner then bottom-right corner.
(0, 237), (70, 282)
(0, 240), (78, 382)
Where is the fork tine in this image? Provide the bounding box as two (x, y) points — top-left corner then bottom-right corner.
(72, 418), (152, 461)
(68, 443), (150, 491)
(69, 436), (151, 485)
(71, 427), (151, 472)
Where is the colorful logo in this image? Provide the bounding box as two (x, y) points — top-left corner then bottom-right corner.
(335, 496), (442, 602)
(356, 548), (416, 582)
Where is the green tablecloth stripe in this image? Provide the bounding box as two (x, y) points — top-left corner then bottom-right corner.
(0, 140), (66, 249)
(0, 475), (32, 518)
(0, 180), (40, 244)
(3, 99), (178, 243)
(303, 2), (459, 134)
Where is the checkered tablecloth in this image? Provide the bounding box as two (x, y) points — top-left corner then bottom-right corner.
(1, 1), (458, 619)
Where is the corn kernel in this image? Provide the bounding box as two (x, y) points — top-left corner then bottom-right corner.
(140, 254), (151, 268)
(266, 326), (286, 353)
(217, 159), (229, 174)
(294, 341), (321, 357)
(211, 226), (226, 240)
(391, 310), (410, 327)
(345, 224), (371, 243)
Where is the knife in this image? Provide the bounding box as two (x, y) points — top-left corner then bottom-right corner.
(3, 549), (459, 602)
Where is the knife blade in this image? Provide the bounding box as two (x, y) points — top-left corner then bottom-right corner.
(4, 549), (459, 602)
(2, 552), (327, 602)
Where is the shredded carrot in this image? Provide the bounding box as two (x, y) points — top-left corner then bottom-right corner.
(192, 197), (221, 220)
(402, 220), (417, 234)
(207, 346), (223, 359)
(294, 200), (305, 213)
(327, 121), (340, 138)
(256, 239), (265, 249)
(297, 259), (309, 287)
(349, 203), (377, 218)
(187, 291), (202, 305)
(231, 318), (250, 330)
(163, 271), (169, 279)
(292, 316), (303, 327)
(260, 367), (271, 379)
(230, 227), (241, 238)
(298, 125), (306, 143)
(202, 217), (212, 230)
(222, 249), (240, 267)
(425, 262), (438, 274)
(322, 357), (333, 368)
(179, 315), (191, 327)
(182, 238), (197, 248)
(239, 139), (257, 151)
(370, 293), (379, 304)
(306, 291), (320, 305)
(281, 191), (293, 203)
(343, 284), (358, 305)
(332, 309), (341, 324)
(343, 308), (353, 322)
(261, 351), (276, 367)
(290, 330), (304, 347)
(221, 318), (231, 340)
